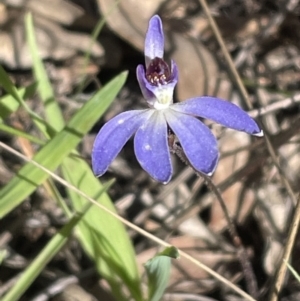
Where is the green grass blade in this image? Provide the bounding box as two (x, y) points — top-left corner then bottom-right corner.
(285, 261), (300, 282)
(0, 123), (44, 145)
(0, 250), (6, 265)
(0, 65), (55, 137)
(0, 65), (26, 104)
(25, 13), (142, 300)
(0, 192), (111, 301)
(62, 157), (143, 301)
(0, 83), (36, 121)
(0, 72), (126, 218)
(25, 13), (64, 131)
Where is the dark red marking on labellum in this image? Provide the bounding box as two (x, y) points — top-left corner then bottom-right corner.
(146, 57), (171, 86)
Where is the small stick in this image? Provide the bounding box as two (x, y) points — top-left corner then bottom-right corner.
(248, 94), (300, 118)
(197, 0), (251, 109)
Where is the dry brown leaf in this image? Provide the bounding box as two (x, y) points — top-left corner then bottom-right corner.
(171, 33), (218, 100)
(0, 1), (103, 69)
(4, 0), (82, 25)
(256, 184), (292, 275)
(96, 0), (165, 51)
(27, 0), (83, 25)
(257, 184), (291, 234)
(279, 134), (300, 185)
(0, 32), (15, 68)
(0, 3), (8, 25)
(0, 17), (104, 69)
(170, 32), (234, 101)
(52, 283), (97, 301)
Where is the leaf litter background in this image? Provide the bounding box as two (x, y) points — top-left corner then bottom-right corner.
(1, 0), (300, 300)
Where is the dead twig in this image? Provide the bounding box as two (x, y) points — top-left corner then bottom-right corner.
(248, 94), (300, 118)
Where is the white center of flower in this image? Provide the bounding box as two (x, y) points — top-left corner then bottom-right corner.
(153, 101), (170, 110)
(152, 85), (173, 110)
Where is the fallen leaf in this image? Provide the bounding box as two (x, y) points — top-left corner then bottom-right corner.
(96, 0), (165, 51)
(171, 33), (219, 100)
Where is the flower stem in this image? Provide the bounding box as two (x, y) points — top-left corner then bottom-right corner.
(171, 142), (258, 298)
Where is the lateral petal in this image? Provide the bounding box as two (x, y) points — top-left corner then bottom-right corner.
(165, 109), (219, 175)
(145, 15), (164, 66)
(92, 110), (153, 177)
(136, 65), (156, 104)
(134, 111), (172, 183)
(171, 96), (263, 136)
(170, 59), (179, 82)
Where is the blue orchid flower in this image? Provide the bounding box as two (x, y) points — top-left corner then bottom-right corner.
(92, 15), (263, 184)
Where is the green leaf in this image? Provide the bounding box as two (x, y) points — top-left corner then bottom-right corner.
(0, 70), (143, 300)
(0, 189), (111, 301)
(0, 82), (36, 121)
(25, 13), (143, 301)
(145, 247), (179, 301)
(0, 250), (7, 265)
(0, 13), (143, 301)
(0, 123), (44, 145)
(0, 65), (25, 103)
(62, 157), (143, 301)
(0, 65), (54, 136)
(158, 246), (180, 259)
(26, 13), (64, 132)
(0, 72), (127, 218)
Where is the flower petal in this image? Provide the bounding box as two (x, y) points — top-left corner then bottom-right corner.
(145, 15), (164, 66)
(164, 109), (219, 175)
(171, 96), (263, 136)
(92, 110), (153, 177)
(134, 111), (172, 183)
(136, 65), (156, 104)
(170, 59), (179, 82)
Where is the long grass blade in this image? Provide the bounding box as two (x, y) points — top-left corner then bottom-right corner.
(0, 72), (126, 217)
(1, 197), (106, 301)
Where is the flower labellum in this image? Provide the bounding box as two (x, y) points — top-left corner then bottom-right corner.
(92, 15), (263, 184)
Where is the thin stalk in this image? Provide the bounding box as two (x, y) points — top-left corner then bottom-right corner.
(171, 143), (258, 298)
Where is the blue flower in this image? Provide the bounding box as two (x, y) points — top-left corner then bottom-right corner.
(92, 15), (263, 184)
